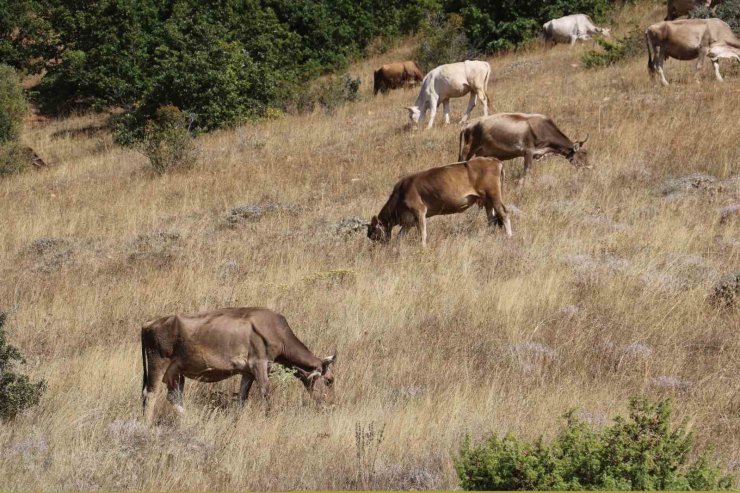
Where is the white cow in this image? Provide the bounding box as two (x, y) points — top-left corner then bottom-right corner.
(543, 14), (611, 46)
(406, 60), (491, 130)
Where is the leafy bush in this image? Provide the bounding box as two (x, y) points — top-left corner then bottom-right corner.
(447, 0), (613, 53)
(415, 14), (474, 71)
(582, 28), (643, 68)
(0, 312), (46, 420)
(691, 0), (740, 32)
(0, 142), (29, 176)
(455, 398), (733, 491)
(0, 64), (26, 145)
(289, 74), (361, 115)
(141, 105), (196, 175)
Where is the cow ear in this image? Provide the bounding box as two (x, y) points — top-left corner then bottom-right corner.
(322, 353), (336, 373)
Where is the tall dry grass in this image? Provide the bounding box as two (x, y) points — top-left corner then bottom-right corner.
(1, 1), (738, 490)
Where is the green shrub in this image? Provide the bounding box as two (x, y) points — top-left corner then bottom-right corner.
(691, 0), (740, 32)
(0, 312), (46, 420)
(0, 142), (29, 176)
(289, 73), (361, 115)
(141, 105), (196, 175)
(0, 64), (26, 145)
(415, 13), (473, 71)
(455, 398), (733, 491)
(582, 28), (643, 68)
(447, 0), (613, 53)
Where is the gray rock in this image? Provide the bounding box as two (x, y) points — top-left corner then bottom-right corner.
(708, 271), (740, 309)
(719, 203), (740, 224)
(334, 216), (368, 236)
(660, 172), (717, 197)
(225, 201), (302, 226)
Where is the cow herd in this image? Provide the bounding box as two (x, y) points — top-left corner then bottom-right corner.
(140, 3), (738, 422)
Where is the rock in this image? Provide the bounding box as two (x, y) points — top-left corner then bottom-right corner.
(334, 216), (368, 236)
(708, 271), (740, 309)
(719, 203), (740, 224)
(225, 201), (302, 226)
(651, 375), (692, 392)
(660, 172), (717, 197)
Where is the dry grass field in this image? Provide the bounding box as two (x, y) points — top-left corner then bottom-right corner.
(1, 1), (739, 490)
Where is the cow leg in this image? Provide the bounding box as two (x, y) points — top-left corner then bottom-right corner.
(655, 52), (669, 86)
(711, 58), (724, 82)
(142, 354), (168, 424)
(461, 92), (477, 123)
(518, 151), (534, 186)
(163, 361), (185, 416)
(487, 195), (512, 237)
(476, 89), (489, 117)
(238, 373), (254, 407)
(251, 360), (271, 413)
(443, 99), (451, 125)
(426, 97), (438, 129)
(414, 209), (428, 247)
(569, 35), (578, 45)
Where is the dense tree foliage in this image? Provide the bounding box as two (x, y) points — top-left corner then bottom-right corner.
(0, 0), (616, 134)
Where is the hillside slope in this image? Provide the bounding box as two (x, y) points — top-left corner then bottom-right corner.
(1, 1), (739, 490)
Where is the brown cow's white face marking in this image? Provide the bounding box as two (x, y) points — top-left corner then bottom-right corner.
(367, 216), (390, 243)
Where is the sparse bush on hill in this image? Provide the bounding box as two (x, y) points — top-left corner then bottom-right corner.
(0, 64), (25, 145)
(0, 64), (28, 176)
(288, 74), (362, 115)
(582, 28), (643, 68)
(415, 14), (475, 70)
(141, 105), (196, 175)
(456, 398), (733, 491)
(0, 313), (46, 420)
(690, 0), (740, 31)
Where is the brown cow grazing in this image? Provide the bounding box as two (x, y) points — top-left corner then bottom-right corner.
(373, 61), (425, 95)
(646, 18), (740, 86)
(141, 307), (336, 422)
(367, 157), (512, 246)
(458, 113), (590, 183)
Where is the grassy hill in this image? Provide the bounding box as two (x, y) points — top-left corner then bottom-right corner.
(1, 1), (738, 489)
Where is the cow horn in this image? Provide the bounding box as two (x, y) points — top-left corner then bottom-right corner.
(307, 370), (321, 381)
(579, 134), (590, 146)
(323, 353), (337, 365)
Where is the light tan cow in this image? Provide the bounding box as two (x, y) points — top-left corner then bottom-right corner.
(646, 18), (740, 86)
(665, 0), (712, 20)
(367, 157), (511, 246)
(406, 60), (491, 129)
(458, 113), (590, 183)
(141, 307), (336, 422)
(374, 61), (425, 95)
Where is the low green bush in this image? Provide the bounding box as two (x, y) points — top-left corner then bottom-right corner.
(582, 28), (643, 68)
(691, 0), (740, 32)
(289, 74), (361, 115)
(415, 13), (473, 71)
(141, 105), (196, 175)
(0, 312), (46, 420)
(455, 398), (733, 491)
(0, 64), (25, 146)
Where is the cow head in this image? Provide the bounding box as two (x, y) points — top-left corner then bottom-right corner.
(367, 216), (390, 243)
(568, 135), (591, 169)
(596, 27), (611, 37)
(298, 354), (337, 402)
(405, 106), (421, 124)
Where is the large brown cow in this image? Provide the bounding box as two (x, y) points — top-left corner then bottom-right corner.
(646, 18), (740, 86)
(141, 307), (336, 422)
(373, 61), (424, 95)
(367, 157), (512, 246)
(458, 113), (590, 183)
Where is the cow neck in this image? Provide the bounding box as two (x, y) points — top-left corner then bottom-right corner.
(280, 336), (323, 372)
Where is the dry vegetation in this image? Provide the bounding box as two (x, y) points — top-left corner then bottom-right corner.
(1, 1), (739, 490)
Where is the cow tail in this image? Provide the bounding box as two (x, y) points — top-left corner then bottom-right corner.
(645, 29), (655, 74)
(484, 65), (492, 111)
(141, 329), (148, 396)
(458, 127), (467, 161)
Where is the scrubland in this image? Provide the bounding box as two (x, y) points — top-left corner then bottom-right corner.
(1, 1), (739, 490)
